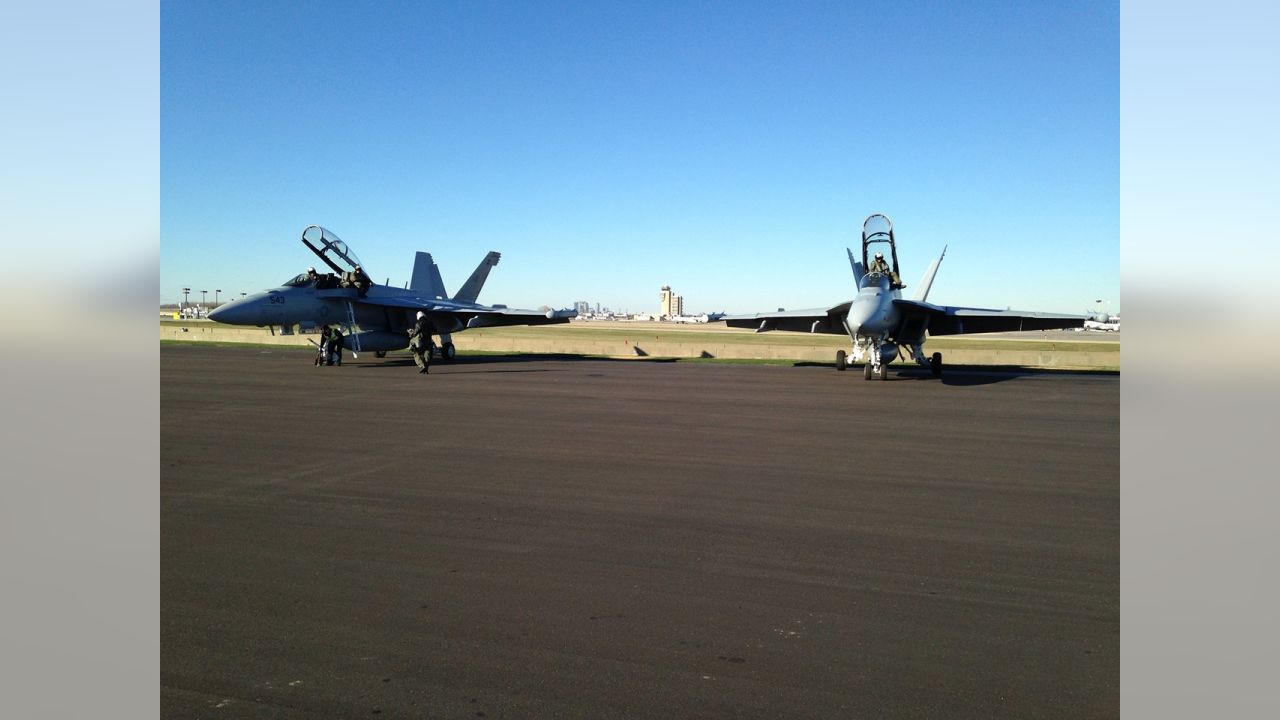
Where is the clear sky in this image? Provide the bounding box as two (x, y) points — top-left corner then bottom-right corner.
(161, 0), (1117, 315)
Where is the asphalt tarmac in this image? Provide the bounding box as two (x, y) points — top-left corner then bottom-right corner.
(161, 346), (1119, 719)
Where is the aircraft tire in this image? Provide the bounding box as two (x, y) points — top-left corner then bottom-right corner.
(375, 351), (387, 359)
(836, 350), (847, 371)
(930, 352), (942, 377)
(863, 363), (873, 381)
(441, 342), (457, 362)
(879, 365), (889, 381)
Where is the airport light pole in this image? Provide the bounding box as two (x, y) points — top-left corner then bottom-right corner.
(215, 289), (221, 307)
(201, 290), (207, 307)
(182, 287), (190, 308)
(240, 292), (247, 299)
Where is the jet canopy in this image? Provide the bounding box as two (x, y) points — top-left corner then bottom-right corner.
(860, 213), (903, 289)
(301, 225), (365, 276)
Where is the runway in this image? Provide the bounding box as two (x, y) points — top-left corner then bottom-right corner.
(161, 345), (1119, 718)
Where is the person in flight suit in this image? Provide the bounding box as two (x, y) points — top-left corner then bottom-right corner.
(327, 326), (345, 366)
(868, 251), (904, 288)
(408, 311), (435, 374)
(344, 265), (372, 297)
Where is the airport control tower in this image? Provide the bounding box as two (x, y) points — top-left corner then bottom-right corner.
(660, 285), (684, 319)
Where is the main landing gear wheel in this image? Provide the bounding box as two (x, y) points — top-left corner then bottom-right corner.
(879, 365), (889, 381)
(441, 342), (457, 362)
(930, 351), (942, 377)
(835, 350), (847, 371)
(863, 363), (873, 380)
(374, 351), (387, 358)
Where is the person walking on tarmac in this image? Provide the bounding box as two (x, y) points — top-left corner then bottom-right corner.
(409, 310), (435, 374)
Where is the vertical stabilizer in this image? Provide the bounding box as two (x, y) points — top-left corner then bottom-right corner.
(847, 247), (866, 285)
(453, 251), (501, 304)
(410, 252), (449, 300)
(912, 246), (946, 302)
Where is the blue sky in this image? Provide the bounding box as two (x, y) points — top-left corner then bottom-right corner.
(162, 0), (1117, 315)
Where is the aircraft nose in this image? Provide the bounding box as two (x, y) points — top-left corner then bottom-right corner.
(208, 298), (254, 325)
(846, 299), (877, 333)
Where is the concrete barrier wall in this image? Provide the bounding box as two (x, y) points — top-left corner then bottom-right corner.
(161, 323), (1118, 369)
(162, 324), (316, 346)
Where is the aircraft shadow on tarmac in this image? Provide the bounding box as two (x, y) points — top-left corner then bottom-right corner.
(793, 361), (1115, 386)
(900, 367), (1116, 386)
(350, 352), (677, 372)
(353, 354), (1112, 384)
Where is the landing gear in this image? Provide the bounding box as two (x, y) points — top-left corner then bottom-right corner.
(374, 351), (387, 358)
(862, 363), (888, 380)
(930, 351), (942, 378)
(836, 350), (847, 371)
(850, 336), (894, 381)
(439, 341), (456, 361)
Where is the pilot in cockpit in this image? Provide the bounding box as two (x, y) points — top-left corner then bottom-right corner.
(869, 252), (890, 276)
(342, 265), (372, 297)
(306, 266), (319, 283)
(869, 252), (904, 289)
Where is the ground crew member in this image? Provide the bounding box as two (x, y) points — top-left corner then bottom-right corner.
(409, 311), (435, 374)
(327, 326), (345, 366)
(316, 324), (332, 366)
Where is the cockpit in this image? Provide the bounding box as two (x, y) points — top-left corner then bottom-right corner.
(281, 271), (341, 289)
(860, 213), (904, 289)
(295, 225), (372, 293)
(282, 272), (313, 288)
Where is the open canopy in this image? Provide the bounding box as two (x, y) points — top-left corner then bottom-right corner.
(301, 225), (364, 275)
(859, 213), (903, 288)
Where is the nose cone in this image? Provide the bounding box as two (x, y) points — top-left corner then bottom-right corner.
(846, 297), (878, 334)
(208, 297), (257, 325)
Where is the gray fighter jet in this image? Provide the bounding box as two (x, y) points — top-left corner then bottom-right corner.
(723, 213), (1085, 380)
(208, 225), (575, 359)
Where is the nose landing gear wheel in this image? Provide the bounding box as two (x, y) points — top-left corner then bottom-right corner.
(374, 351), (387, 358)
(441, 342), (457, 362)
(863, 363), (873, 380)
(836, 350), (847, 371)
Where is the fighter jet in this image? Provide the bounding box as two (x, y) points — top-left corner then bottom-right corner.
(722, 214), (1085, 380)
(208, 225), (575, 359)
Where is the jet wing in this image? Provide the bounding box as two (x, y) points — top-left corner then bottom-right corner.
(355, 294), (575, 327)
(892, 299), (1085, 336)
(722, 303), (851, 334)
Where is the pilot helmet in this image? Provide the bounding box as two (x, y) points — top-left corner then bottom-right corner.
(875, 252), (884, 259)
(307, 266), (316, 273)
(416, 311), (425, 319)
